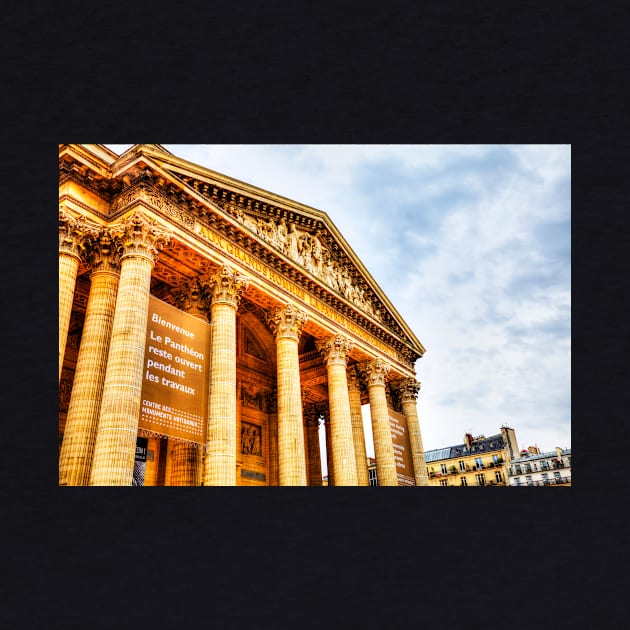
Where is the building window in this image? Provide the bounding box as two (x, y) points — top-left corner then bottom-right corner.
(460, 477), (467, 486)
(553, 471), (562, 484)
(492, 454), (499, 464)
(542, 472), (549, 485)
(459, 460), (466, 472)
(525, 463), (532, 473)
(475, 457), (483, 469)
(368, 468), (378, 486)
(514, 464), (522, 474)
(440, 464), (448, 474)
(541, 460), (549, 470)
(525, 475), (533, 486)
(514, 477), (521, 486)
(440, 479), (448, 486)
(495, 471), (503, 483)
(475, 473), (486, 486)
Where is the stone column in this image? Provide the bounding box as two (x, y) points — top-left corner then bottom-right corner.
(363, 359), (398, 486)
(203, 266), (249, 486)
(348, 365), (370, 487)
(267, 304), (308, 486)
(304, 404), (323, 486)
(89, 212), (170, 485)
(59, 228), (121, 485)
(321, 404), (334, 486)
(59, 210), (98, 381)
(398, 378), (429, 486)
(316, 335), (358, 486)
(169, 278), (211, 486)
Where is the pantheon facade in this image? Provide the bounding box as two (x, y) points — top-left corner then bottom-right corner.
(58, 144), (428, 486)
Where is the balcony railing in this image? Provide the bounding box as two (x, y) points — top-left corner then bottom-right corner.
(514, 477), (572, 486)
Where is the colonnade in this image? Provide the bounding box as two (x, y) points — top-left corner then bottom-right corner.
(59, 209), (428, 486)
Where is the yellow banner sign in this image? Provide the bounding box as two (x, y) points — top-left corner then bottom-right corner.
(389, 408), (416, 486)
(139, 295), (211, 444)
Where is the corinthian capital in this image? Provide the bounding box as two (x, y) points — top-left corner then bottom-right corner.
(59, 209), (100, 259)
(398, 377), (421, 403)
(347, 364), (362, 391)
(84, 227), (123, 274)
(172, 277), (212, 320)
(110, 211), (171, 262)
(209, 265), (249, 307)
(267, 303), (307, 341)
(360, 358), (391, 387)
(316, 334), (354, 366)
(303, 403), (322, 428)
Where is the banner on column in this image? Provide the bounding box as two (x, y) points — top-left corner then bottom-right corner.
(139, 295), (211, 445)
(389, 408), (416, 486)
(133, 436), (149, 486)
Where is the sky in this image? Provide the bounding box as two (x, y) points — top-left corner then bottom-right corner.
(106, 144), (571, 467)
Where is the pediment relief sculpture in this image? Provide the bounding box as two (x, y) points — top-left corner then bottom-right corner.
(231, 207), (383, 322)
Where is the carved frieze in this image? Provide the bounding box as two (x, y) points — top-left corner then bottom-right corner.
(241, 421), (262, 456)
(231, 209), (383, 321)
(241, 382), (266, 410)
(110, 181), (195, 228)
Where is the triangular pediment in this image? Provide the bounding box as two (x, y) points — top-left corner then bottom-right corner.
(94, 144), (425, 362)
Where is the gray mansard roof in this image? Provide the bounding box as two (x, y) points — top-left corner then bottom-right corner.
(424, 434), (506, 463)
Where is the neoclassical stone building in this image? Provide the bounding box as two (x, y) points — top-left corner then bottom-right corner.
(58, 144), (428, 486)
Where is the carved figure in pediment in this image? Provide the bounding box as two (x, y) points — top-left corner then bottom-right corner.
(287, 222), (301, 262)
(299, 234), (313, 272)
(258, 216), (278, 247)
(339, 267), (353, 299)
(277, 217), (288, 252)
(246, 216), (259, 234)
(311, 229), (324, 275)
(322, 256), (337, 290)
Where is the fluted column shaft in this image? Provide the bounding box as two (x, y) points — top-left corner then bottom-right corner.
(59, 253), (81, 381)
(59, 231), (121, 485)
(348, 367), (370, 486)
(89, 213), (170, 485)
(323, 407), (334, 486)
(317, 335), (358, 486)
(203, 267), (248, 486)
(169, 441), (201, 486)
(400, 378), (429, 486)
(364, 359), (398, 486)
(269, 304), (308, 486)
(59, 210), (98, 381)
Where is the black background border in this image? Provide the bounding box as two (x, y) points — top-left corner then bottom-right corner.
(2, 1), (626, 628)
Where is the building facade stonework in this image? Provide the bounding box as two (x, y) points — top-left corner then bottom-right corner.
(58, 144), (428, 486)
